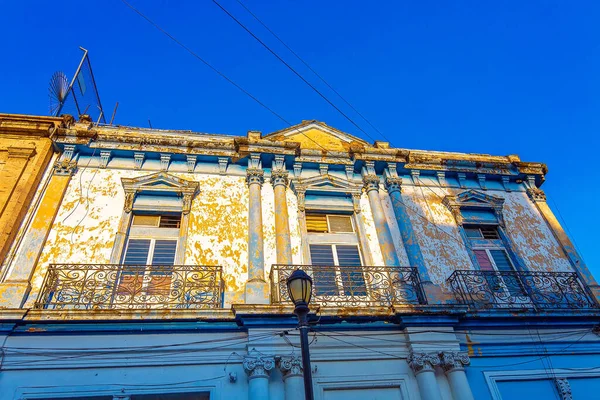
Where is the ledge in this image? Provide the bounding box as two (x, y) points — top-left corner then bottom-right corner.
(23, 308), (235, 322)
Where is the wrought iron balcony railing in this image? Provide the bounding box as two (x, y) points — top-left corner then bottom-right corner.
(270, 264), (427, 307)
(34, 264), (224, 310)
(448, 270), (598, 310)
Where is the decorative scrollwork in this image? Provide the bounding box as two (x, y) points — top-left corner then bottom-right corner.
(270, 264), (427, 307)
(34, 264), (223, 310)
(439, 351), (470, 373)
(407, 352), (440, 374)
(243, 351), (275, 379)
(279, 355), (303, 378)
(447, 270), (598, 310)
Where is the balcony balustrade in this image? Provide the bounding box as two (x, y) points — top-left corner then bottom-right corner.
(270, 264), (427, 307)
(448, 270), (598, 310)
(34, 264), (224, 310)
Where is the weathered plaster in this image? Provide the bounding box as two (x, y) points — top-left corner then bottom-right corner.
(501, 191), (572, 272)
(380, 191), (411, 265)
(401, 183), (473, 287)
(184, 174), (249, 306)
(358, 193), (385, 266)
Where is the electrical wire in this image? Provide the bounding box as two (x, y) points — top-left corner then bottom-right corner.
(120, 0), (359, 167)
(234, 0), (389, 143)
(211, 0), (380, 144)
(1, 331), (284, 368)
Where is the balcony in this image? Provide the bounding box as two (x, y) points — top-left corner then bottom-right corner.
(270, 264), (427, 307)
(448, 270), (598, 311)
(34, 264), (224, 310)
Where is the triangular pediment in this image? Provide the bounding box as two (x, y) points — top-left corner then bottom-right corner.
(291, 173), (361, 196)
(122, 172), (199, 196)
(263, 120), (371, 152)
(443, 189), (504, 210)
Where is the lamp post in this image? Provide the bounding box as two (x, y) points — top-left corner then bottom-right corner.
(286, 269), (315, 400)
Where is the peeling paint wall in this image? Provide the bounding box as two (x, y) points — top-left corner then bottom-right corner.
(501, 190), (572, 272)
(401, 183), (472, 286)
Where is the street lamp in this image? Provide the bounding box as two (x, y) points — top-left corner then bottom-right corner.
(286, 269), (315, 400)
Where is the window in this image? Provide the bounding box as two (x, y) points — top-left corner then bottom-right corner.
(119, 213), (181, 296)
(464, 225), (500, 240)
(306, 213), (365, 296)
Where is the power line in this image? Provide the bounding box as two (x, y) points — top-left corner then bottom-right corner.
(211, 0), (380, 144)
(234, 0), (390, 143)
(120, 0), (364, 166)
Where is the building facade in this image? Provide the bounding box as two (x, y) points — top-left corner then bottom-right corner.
(0, 115), (598, 400)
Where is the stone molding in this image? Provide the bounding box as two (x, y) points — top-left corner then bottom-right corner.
(407, 351), (440, 375)
(246, 167), (265, 187)
(243, 352), (275, 380)
(278, 355), (303, 379)
(439, 351), (470, 373)
(7, 146), (36, 159)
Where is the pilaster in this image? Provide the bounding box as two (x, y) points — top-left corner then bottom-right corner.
(244, 351), (275, 400)
(271, 167), (292, 265)
(407, 351), (443, 400)
(525, 181), (600, 300)
(245, 164), (269, 304)
(0, 158), (75, 308)
(439, 351), (474, 400)
(279, 355), (304, 400)
(362, 173), (400, 266)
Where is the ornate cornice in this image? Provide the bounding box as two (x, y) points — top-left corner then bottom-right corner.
(407, 352), (440, 375)
(362, 174), (380, 193)
(243, 352), (275, 380)
(278, 355), (303, 379)
(270, 169), (289, 188)
(246, 168), (265, 187)
(527, 187), (546, 203)
(439, 351), (470, 373)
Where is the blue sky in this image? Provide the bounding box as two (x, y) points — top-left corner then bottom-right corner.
(1, 1), (599, 275)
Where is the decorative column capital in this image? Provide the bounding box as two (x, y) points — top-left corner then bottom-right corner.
(439, 351), (470, 373)
(527, 187), (546, 203)
(243, 352), (275, 380)
(246, 168), (265, 187)
(384, 176), (403, 194)
(182, 193), (193, 214)
(554, 378), (573, 400)
(270, 170), (289, 188)
(53, 159), (77, 176)
(278, 355), (303, 379)
(362, 174), (380, 193)
(407, 351), (440, 375)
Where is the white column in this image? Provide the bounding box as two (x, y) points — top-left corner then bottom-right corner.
(439, 352), (474, 400)
(279, 355), (304, 400)
(408, 352), (443, 400)
(244, 351), (275, 400)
